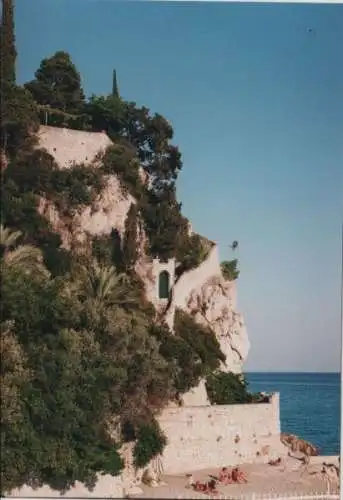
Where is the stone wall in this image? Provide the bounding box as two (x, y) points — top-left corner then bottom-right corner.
(36, 126), (136, 249)
(7, 395), (285, 498)
(157, 393), (287, 474)
(37, 126), (113, 169)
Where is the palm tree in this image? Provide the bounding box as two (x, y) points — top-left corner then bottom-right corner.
(71, 258), (138, 309)
(0, 224), (49, 276)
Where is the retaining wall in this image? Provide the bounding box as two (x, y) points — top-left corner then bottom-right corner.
(157, 393), (286, 474)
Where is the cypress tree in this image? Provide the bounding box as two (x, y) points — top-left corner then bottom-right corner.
(112, 69), (119, 98)
(1, 0), (17, 83)
(122, 203), (138, 271)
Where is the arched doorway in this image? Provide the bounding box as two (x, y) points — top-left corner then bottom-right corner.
(158, 270), (170, 299)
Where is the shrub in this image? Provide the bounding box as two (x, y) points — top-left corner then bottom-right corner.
(100, 144), (143, 199)
(206, 371), (253, 405)
(92, 229), (123, 269)
(122, 204), (139, 271)
(133, 420), (167, 468)
(5, 149), (105, 216)
(51, 162), (105, 213)
(174, 309), (226, 371)
(175, 233), (211, 278)
(149, 321), (204, 394)
(149, 311), (226, 396)
(221, 259), (240, 281)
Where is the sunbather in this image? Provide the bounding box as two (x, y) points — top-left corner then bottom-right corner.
(231, 467), (247, 483)
(218, 467), (232, 484)
(192, 479), (218, 495)
(268, 457), (282, 466)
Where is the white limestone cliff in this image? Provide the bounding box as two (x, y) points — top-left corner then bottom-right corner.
(36, 125), (250, 377)
(186, 276), (250, 374)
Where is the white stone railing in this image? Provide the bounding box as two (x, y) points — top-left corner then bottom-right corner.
(176, 492), (339, 500)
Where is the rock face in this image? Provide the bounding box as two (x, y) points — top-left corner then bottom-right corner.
(36, 125), (250, 378)
(186, 276), (250, 374)
(280, 433), (319, 456)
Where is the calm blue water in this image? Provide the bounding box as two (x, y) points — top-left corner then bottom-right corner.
(246, 372), (341, 455)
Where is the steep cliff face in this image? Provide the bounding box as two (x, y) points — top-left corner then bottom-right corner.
(167, 245), (250, 376)
(186, 276), (250, 374)
(36, 125), (250, 376)
(36, 126), (143, 253)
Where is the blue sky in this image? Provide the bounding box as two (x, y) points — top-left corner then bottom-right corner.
(15, 1), (343, 372)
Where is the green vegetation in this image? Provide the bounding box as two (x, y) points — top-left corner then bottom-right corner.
(0, 0), (16, 84)
(133, 421), (167, 468)
(206, 371), (253, 405)
(0, 1), (244, 494)
(25, 51), (86, 116)
(221, 259), (240, 281)
(122, 203), (139, 271)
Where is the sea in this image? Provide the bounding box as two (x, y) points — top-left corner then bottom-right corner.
(246, 372), (341, 456)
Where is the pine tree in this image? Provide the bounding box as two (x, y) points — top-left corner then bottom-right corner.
(122, 203), (138, 271)
(1, 0), (17, 83)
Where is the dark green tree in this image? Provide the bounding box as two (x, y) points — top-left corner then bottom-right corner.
(174, 309), (226, 373)
(122, 203), (139, 271)
(112, 69), (119, 98)
(220, 259), (240, 281)
(140, 186), (186, 260)
(85, 94), (125, 139)
(206, 371), (252, 405)
(121, 103), (182, 191)
(1, 0), (17, 84)
(1, 81), (39, 157)
(25, 51), (85, 115)
(0, 267), (124, 494)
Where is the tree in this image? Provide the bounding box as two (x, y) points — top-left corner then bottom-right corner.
(0, 320), (31, 427)
(92, 229), (124, 270)
(121, 103), (182, 191)
(141, 185), (186, 260)
(112, 69), (119, 98)
(25, 51), (85, 115)
(70, 258), (138, 311)
(85, 94), (125, 138)
(0, 224), (49, 277)
(1, 267), (124, 494)
(1, 0), (17, 84)
(122, 204), (139, 271)
(1, 81), (39, 157)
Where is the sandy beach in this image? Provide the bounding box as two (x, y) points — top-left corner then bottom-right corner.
(131, 456), (340, 499)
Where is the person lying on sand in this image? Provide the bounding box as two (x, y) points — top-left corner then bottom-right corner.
(268, 457), (282, 466)
(185, 473), (194, 489)
(192, 479), (219, 495)
(207, 479), (219, 494)
(218, 467), (232, 484)
(217, 466), (247, 484)
(231, 467), (247, 483)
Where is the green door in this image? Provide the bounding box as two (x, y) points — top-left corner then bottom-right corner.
(158, 271), (170, 299)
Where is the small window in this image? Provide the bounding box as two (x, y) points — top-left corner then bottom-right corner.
(158, 270), (170, 299)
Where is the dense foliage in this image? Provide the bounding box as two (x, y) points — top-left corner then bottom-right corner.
(206, 371), (253, 405)
(0, 0), (16, 83)
(132, 421), (167, 469)
(221, 259), (240, 281)
(25, 51), (86, 116)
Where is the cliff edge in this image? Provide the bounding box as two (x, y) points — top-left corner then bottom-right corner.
(36, 125), (250, 377)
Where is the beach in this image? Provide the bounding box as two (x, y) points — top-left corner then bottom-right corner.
(132, 456), (340, 499)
